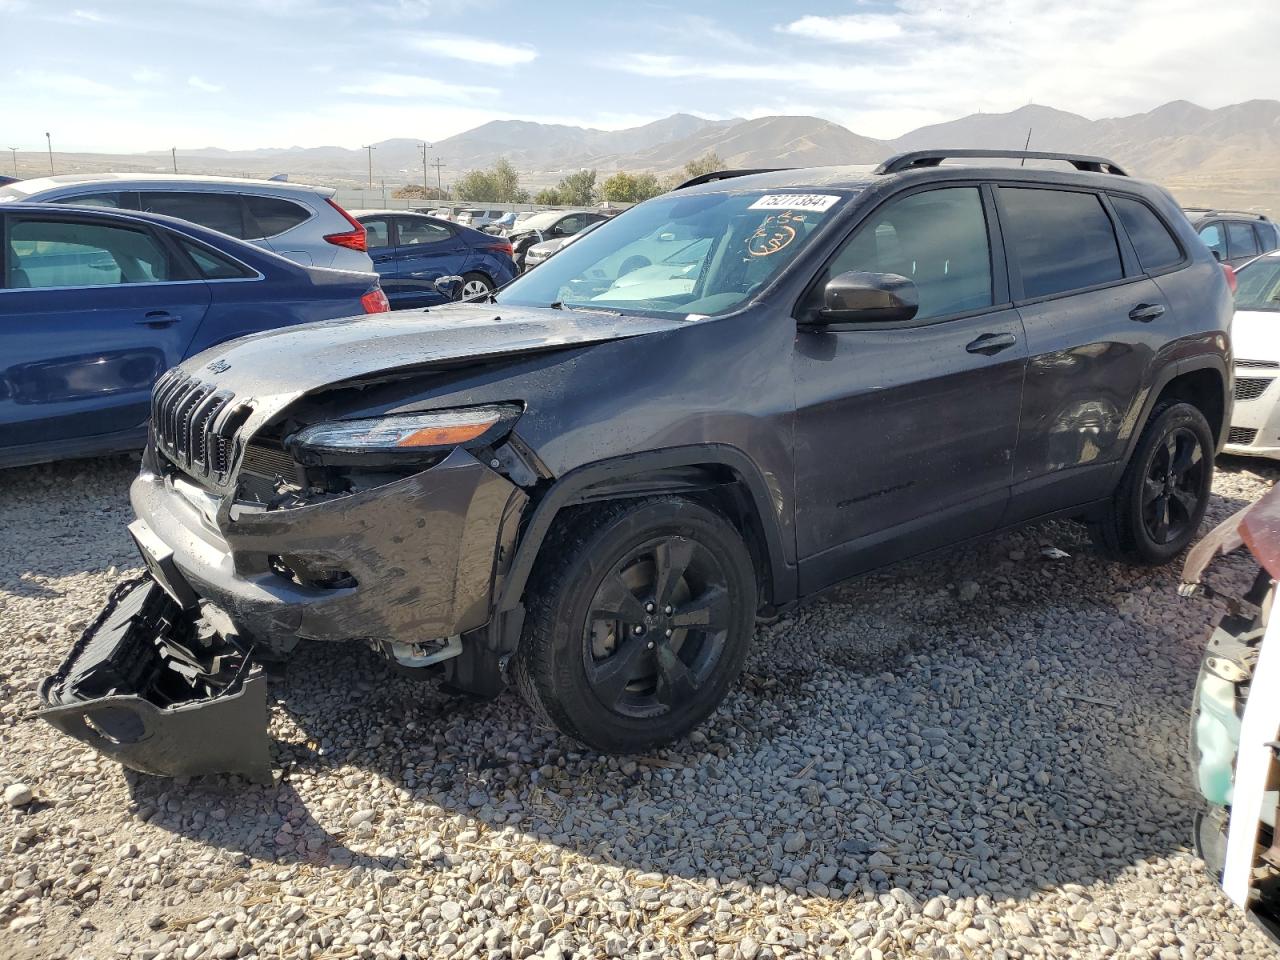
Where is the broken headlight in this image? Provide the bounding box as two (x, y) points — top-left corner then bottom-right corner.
(286, 404), (521, 468)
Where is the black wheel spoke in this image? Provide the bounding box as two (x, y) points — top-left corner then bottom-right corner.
(590, 634), (655, 708)
(1151, 495), (1171, 541)
(1171, 486), (1198, 517)
(654, 643), (698, 707)
(1172, 439), (1200, 477)
(1142, 477), (1164, 506)
(652, 539), (695, 608)
(590, 573), (648, 624)
(1163, 434), (1178, 467)
(671, 585), (731, 631)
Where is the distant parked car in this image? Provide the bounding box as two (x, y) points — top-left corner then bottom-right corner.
(522, 218), (604, 269)
(1184, 209), (1280, 268)
(456, 208), (506, 229)
(354, 209), (516, 308)
(0, 202), (388, 469)
(1221, 251), (1280, 458)
(484, 212), (519, 234)
(509, 209), (610, 269)
(0, 174), (374, 272)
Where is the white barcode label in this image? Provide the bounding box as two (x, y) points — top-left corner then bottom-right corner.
(748, 194), (840, 212)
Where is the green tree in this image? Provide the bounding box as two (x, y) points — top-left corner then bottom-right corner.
(455, 168), (499, 202)
(392, 183), (447, 201)
(600, 171), (664, 203)
(454, 157), (529, 202)
(533, 187), (562, 205)
(681, 151), (723, 180)
(555, 168), (598, 206)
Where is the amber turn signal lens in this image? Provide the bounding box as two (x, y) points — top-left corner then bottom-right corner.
(395, 417), (499, 448)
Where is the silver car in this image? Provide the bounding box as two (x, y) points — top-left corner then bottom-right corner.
(0, 174), (374, 272)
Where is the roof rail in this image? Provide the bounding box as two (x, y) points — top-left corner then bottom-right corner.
(875, 150), (1129, 177)
(1182, 207), (1271, 221)
(675, 169), (788, 190)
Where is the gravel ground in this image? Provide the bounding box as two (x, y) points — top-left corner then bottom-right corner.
(2, 454), (1278, 960)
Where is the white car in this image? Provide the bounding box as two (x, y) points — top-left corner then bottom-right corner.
(1223, 251), (1280, 458)
(0, 174), (374, 273)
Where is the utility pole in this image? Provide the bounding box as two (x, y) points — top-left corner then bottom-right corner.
(361, 145), (375, 190)
(420, 142), (430, 197)
(45, 132), (53, 174)
(171, 147), (178, 173)
(7, 147), (17, 176)
(430, 156), (446, 196)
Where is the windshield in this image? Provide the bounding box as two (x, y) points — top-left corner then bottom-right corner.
(497, 189), (852, 318)
(1237, 256), (1280, 312)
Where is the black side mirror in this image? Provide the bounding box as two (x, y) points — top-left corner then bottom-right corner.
(813, 271), (919, 325)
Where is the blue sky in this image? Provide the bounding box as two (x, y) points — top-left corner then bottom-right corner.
(4, 0), (1278, 152)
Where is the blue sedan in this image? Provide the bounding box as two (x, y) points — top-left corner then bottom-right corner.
(0, 202), (388, 469)
(354, 210), (517, 308)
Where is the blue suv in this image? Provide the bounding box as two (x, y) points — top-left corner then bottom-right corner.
(354, 210), (516, 308)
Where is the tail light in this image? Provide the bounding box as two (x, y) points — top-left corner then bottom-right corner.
(1222, 262), (1238, 295)
(484, 240), (514, 258)
(361, 287), (390, 314)
(323, 199), (367, 252)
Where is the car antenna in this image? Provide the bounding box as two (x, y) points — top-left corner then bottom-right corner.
(1020, 127), (1032, 167)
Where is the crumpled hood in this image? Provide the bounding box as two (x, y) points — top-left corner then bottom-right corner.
(179, 301), (687, 439)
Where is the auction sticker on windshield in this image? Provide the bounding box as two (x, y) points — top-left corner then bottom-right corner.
(749, 194), (840, 212)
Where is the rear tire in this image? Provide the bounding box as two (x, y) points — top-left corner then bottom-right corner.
(515, 497), (756, 753)
(459, 272), (493, 300)
(1090, 400), (1214, 565)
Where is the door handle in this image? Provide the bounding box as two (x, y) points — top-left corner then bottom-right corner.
(1129, 303), (1166, 323)
(136, 311), (177, 327)
(372, 255), (394, 263)
(965, 332), (1017, 355)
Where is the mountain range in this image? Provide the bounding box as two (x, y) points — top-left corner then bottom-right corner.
(25, 99), (1280, 213)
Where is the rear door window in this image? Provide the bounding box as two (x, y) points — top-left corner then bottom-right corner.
(362, 217), (392, 249)
(1111, 196), (1182, 272)
(1000, 188), (1124, 299)
(1259, 222), (1280, 253)
(243, 195), (311, 239)
(397, 218), (452, 246)
(1228, 221), (1260, 260)
(137, 191), (248, 238)
(1198, 223), (1227, 261)
(6, 217), (171, 287)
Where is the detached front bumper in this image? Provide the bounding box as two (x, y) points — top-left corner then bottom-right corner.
(38, 577), (272, 782)
(129, 448), (527, 653)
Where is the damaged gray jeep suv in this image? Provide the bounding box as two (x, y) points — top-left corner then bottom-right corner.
(40, 150), (1234, 779)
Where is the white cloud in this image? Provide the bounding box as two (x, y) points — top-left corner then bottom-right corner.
(409, 32), (536, 66)
(610, 0), (1280, 138)
(339, 73), (497, 101)
(68, 8), (109, 22)
(780, 13), (902, 43)
(187, 75), (222, 93)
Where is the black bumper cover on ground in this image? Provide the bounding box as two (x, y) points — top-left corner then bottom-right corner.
(38, 576), (272, 783)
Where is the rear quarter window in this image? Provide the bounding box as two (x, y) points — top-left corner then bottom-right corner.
(139, 192), (248, 239)
(1111, 196), (1183, 272)
(179, 239), (256, 279)
(244, 195), (311, 239)
(999, 187), (1124, 299)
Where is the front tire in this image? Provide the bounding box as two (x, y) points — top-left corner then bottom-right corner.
(1090, 400), (1214, 564)
(515, 497), (757, 753)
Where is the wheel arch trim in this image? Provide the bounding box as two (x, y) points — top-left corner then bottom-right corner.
(487, 444), (796, 655)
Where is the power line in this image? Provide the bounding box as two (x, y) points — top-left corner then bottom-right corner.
(361, 144), (376, 190)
